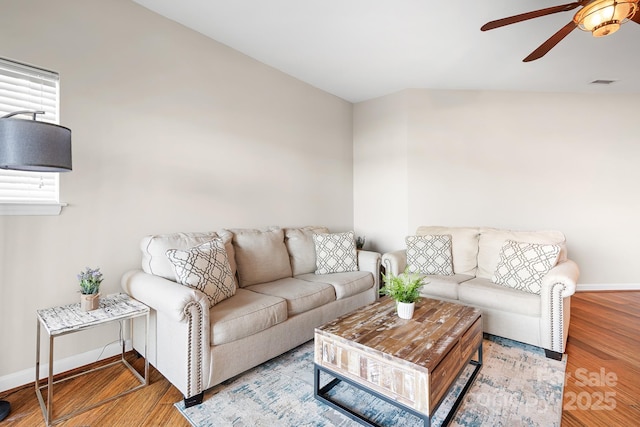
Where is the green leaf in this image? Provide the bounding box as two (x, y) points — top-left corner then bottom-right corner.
(379, 267), (425, 303)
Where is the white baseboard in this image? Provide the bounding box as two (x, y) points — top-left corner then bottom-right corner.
(0, 339), (132, 393)
(576, 283), (640, 292)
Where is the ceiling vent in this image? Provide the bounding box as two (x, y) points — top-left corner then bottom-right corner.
(590, 79), (617, 85)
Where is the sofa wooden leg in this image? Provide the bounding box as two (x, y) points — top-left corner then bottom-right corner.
(184, 392), (204, 408)
(545, 349), (563, 360)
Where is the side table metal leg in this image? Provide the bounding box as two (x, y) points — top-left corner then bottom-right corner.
(144, 312), (149, 385)
(35, 320), (40, 392)
(35, 320), (41, 417)
(121, 320), (126, 362)
(47, 334), (54, 425)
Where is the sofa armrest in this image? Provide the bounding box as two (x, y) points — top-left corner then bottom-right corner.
(539, 259), (580, 353)
(121, 270), (210, 400)
(358, 249), (381, 290)
(121, 270), (209, 322)
(541, 259), (580, 298)
(381, 250), (407, 276)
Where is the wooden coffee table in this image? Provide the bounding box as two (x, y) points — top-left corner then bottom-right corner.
(314, 297), (482, 427)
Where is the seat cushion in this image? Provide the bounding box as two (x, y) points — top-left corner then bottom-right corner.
(458, 277), (541, 317)
(296, 271), (373, 300)
(226, 227), (292, 287)
(419, 274), (474, 300)
(245, 278), (336, 316)
(284, 226), (329, 276)
(210, 289), (287, 346)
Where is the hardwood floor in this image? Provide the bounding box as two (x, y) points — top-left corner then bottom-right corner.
(1, 291), (638, 426)
(562, 291), (640, 426)
(0, 355), (189, 427)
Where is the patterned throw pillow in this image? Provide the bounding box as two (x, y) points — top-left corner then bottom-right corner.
(491, 240), (561, 295)
(313, 231), (358, 274)
(166, 239), (236, 307)
(406, 234), (454, 275)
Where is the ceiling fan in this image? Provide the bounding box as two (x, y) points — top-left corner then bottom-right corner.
(481, 0), (640, 62)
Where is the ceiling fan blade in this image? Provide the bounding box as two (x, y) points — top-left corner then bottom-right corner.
(523, 21), (577, 62)
(481, 2), (583, 31)
(632, 11), (640, 24)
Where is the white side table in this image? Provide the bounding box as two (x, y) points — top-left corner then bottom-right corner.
(35, 293), (149, 426)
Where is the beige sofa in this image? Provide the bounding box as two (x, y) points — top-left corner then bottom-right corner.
(382, 226), (579, 360)
(121, 226), (379, 407)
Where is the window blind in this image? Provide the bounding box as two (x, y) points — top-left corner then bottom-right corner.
(0, 58), (61, 203)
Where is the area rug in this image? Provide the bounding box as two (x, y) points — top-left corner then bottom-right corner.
(175, 335), (566, 427)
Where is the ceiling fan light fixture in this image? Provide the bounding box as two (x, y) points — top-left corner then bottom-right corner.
(574, 0), (638, 37)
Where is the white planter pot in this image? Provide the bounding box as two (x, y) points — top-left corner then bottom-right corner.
(396, 301), (415, 320)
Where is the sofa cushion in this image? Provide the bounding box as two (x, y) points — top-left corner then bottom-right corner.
(406, 234), (454, 275)
(210, 289), (287, 346)
(313, 231), (358, 274)
(418, 274), (474, 300)
(245, 278), (336, 316)
(416, 226), (479, 276)
(141, 231), (219, 281)
(227, 227), (292, 287)
(216, 229), (237, 284)
(284, 226), (329, 276)
(491, 240), (561, 295)
(458, 277), (541, 317)
(476, 228), (566, 280)
(166, 239), (236, 308)
(296, 271), (373, 300)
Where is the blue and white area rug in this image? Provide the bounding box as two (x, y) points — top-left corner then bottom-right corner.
(175, 335), (566, 427)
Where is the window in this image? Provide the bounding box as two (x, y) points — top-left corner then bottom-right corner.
(0, 58), (64, 215)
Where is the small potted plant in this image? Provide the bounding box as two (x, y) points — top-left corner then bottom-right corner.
(78, 267), (103, 311)
(380, 268), (425, 319)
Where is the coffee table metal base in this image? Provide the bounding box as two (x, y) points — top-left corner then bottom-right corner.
(314, 347), (482, 427)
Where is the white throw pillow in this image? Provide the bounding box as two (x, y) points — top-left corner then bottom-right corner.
(313, 231), (358, 274)
(491, 240), (561, 295)
(166, 239), (236, 307)
(416, 226), (479, 276)
(406, 234), (454, 275)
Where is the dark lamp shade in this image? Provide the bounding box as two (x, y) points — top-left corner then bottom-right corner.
(0, 118), (72, 172)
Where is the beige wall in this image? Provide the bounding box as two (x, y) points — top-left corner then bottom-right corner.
(0, 0), (353, 382)
(353, 91), (409, 253)
(354, 88), (640, 284)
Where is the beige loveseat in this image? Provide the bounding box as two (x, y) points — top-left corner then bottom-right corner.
(121, 226), (380, 406)
(382, 226), (579, 360)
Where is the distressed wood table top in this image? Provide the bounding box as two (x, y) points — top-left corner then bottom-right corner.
(36, 293), (149, 336)
(315, 297), (482, 372)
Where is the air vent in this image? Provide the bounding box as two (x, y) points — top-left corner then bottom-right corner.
(590, 79), (617, 85)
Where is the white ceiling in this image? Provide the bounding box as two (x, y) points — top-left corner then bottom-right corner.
(133, 0), (640, 102)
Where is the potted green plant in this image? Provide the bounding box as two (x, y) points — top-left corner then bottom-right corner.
(380, 268), (425, 319)
(78, 267), (103, 311)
